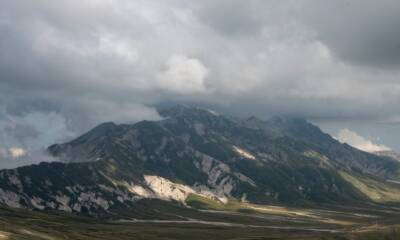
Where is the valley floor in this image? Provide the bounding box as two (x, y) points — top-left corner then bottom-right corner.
(2, 201), (400, 240)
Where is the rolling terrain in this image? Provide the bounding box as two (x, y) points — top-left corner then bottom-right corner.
(1, 105), (400, 239)
(1, 200), (400, 239)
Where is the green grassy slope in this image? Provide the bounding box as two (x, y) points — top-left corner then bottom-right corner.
(2, 199), (400, 240)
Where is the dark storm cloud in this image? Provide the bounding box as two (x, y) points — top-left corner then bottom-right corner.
(300, 0), (400, 68)
(1, 0), (400, 168)
(196, 1), (264, 36)
(198, 0), (400, 67)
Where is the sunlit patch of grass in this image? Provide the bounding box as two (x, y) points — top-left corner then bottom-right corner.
(185, 194), (254, 212)
(186, 194), (355, 226)
(248, 205), (354, 226)
(348, 224), (400, 240)
(187, 193), (307, 217)
(340, 171), (400, 203)
(303, 151), (333, 168)
(2, 199), (400, 240)
(19, 229), (58, 240)
(186, 194), (226, 210)
(0, 231), (10, 240)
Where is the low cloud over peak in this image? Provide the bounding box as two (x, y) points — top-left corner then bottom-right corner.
(336, 128), (391, 153)
(157, 54), (210, 94)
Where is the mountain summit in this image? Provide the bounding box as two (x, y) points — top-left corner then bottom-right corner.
(1, 106), (400, 216)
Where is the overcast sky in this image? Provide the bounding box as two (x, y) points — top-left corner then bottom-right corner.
(1, 0), (400, 168)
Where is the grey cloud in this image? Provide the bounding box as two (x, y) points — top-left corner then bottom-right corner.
(0, 147), (59, 170)
(1, 0), (400, 168)
(197, 1), (263, 36)
(199, 0), (400, 67)
(300, 0), (400, 68)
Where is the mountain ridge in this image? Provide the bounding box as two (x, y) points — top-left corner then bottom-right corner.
(1, 105), (400, 217)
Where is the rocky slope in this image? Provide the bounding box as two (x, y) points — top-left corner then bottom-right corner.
(1, 105), (400, 216)
(374, 150), (400, 162)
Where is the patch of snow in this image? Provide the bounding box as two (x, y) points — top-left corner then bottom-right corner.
(8, 174), (22, 190)
(241, 193), (248, 203)
(0, 188), (21, 208)
(127, 184), (151, 198)
(193, 122), (206, 135)
(144, 175), (195, 202)
(78, 192), (110, 210)
(234, 172), (257, 187)
(30, 197), (45, 210)
(194, 151), (256, 197)
(206, 109), (220, 116)
(387, 180), (400, 185)
(55, 195), (71, 212)
(233, 146), (256, 160)
(143, 175), (227, 204)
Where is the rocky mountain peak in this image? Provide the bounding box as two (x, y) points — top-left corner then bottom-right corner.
(1, 105), (399, 216)
(159, 104), (221, 120)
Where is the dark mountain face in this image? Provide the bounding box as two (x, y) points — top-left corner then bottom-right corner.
(374, 150), (400, 162)
(1, 105), (400, 216)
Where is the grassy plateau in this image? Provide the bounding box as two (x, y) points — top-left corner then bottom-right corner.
(2, 198), (400, 240)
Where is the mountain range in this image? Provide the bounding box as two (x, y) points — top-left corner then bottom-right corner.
(1, 105), (400, 217)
